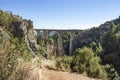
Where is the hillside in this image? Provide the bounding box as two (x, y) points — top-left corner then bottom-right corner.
(73, 17), (120, 76)
(0, 10), (44, 80)
(0, 10), (120, 80)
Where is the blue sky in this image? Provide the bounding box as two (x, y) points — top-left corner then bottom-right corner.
(0, 0), (120, 29)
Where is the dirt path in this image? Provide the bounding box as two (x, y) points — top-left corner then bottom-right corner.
(41, 69), (96, 80)
(30, 59), (97, 80)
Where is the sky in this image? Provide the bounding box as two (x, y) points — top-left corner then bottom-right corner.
(0, 0), (120, 29)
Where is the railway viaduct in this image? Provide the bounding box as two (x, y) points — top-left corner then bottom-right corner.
(35, 29), (82, 55)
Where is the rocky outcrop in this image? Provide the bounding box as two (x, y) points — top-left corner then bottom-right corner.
(12, 19), (39, 57)
(46, 39), (56, 56)
(73, 20), (114, 50)
(0, 28), (10, 54)
(0, 10), (39, 57)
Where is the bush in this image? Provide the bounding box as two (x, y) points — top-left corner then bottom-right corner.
(103, 54), (117, 64)
(35, 46), (46, 56)
(55, 56), (73, 71)
(87, 57), (106, 78)
(71, 47), (107, 78)
(0, 45), (19, 80)
(0, 36), (33, 80)
(104, 64), (120, 80)
(0, 10), (15, 27)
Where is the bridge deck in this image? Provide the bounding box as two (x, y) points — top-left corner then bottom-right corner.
(35, 29), (83, 32)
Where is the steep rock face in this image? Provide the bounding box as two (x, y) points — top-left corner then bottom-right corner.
(13, 19), (39, 53)
(73, 20), (113, 49)
(0, 28), (10, 54)
(12, 19), (39, 57)
(0, 10), (39, 56)
(46, 39), (56, 56)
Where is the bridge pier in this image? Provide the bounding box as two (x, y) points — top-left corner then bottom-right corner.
(43, 30), (48, 39)
(57, 32), (63, 55)
(69, 32), (74, 55)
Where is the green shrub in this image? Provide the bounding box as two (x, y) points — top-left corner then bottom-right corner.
(104, 54), (117, 64)
(38, 46), (46, 55)
(55, 56), (73, 71)
(0, 10), (15, 27)
(0, 36), (33, 80)
(0, 44), (19, 80)
(95, 43), (103, 56)
(104, 64), (120, 80)
(71, 47), (107, 78)
(87, 57), (106, 78)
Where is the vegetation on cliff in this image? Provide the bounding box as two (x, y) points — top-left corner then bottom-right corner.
(0, 10), (120, 80)
(0, 10), (44, 80)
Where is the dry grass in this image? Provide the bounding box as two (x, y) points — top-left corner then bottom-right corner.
(4, 58), (97, 80)
(41, 59), (56, 70)
(7, 57), (42, 80)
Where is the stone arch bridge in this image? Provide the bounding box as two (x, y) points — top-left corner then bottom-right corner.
(35, 29), (82, 55)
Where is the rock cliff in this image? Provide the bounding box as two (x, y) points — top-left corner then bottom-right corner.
(0, 28), (10, 54)
(0, 10), (39, 56)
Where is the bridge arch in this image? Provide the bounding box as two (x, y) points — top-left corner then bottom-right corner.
(48, 31), (63, 55)
(35, 29), (82, 55)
